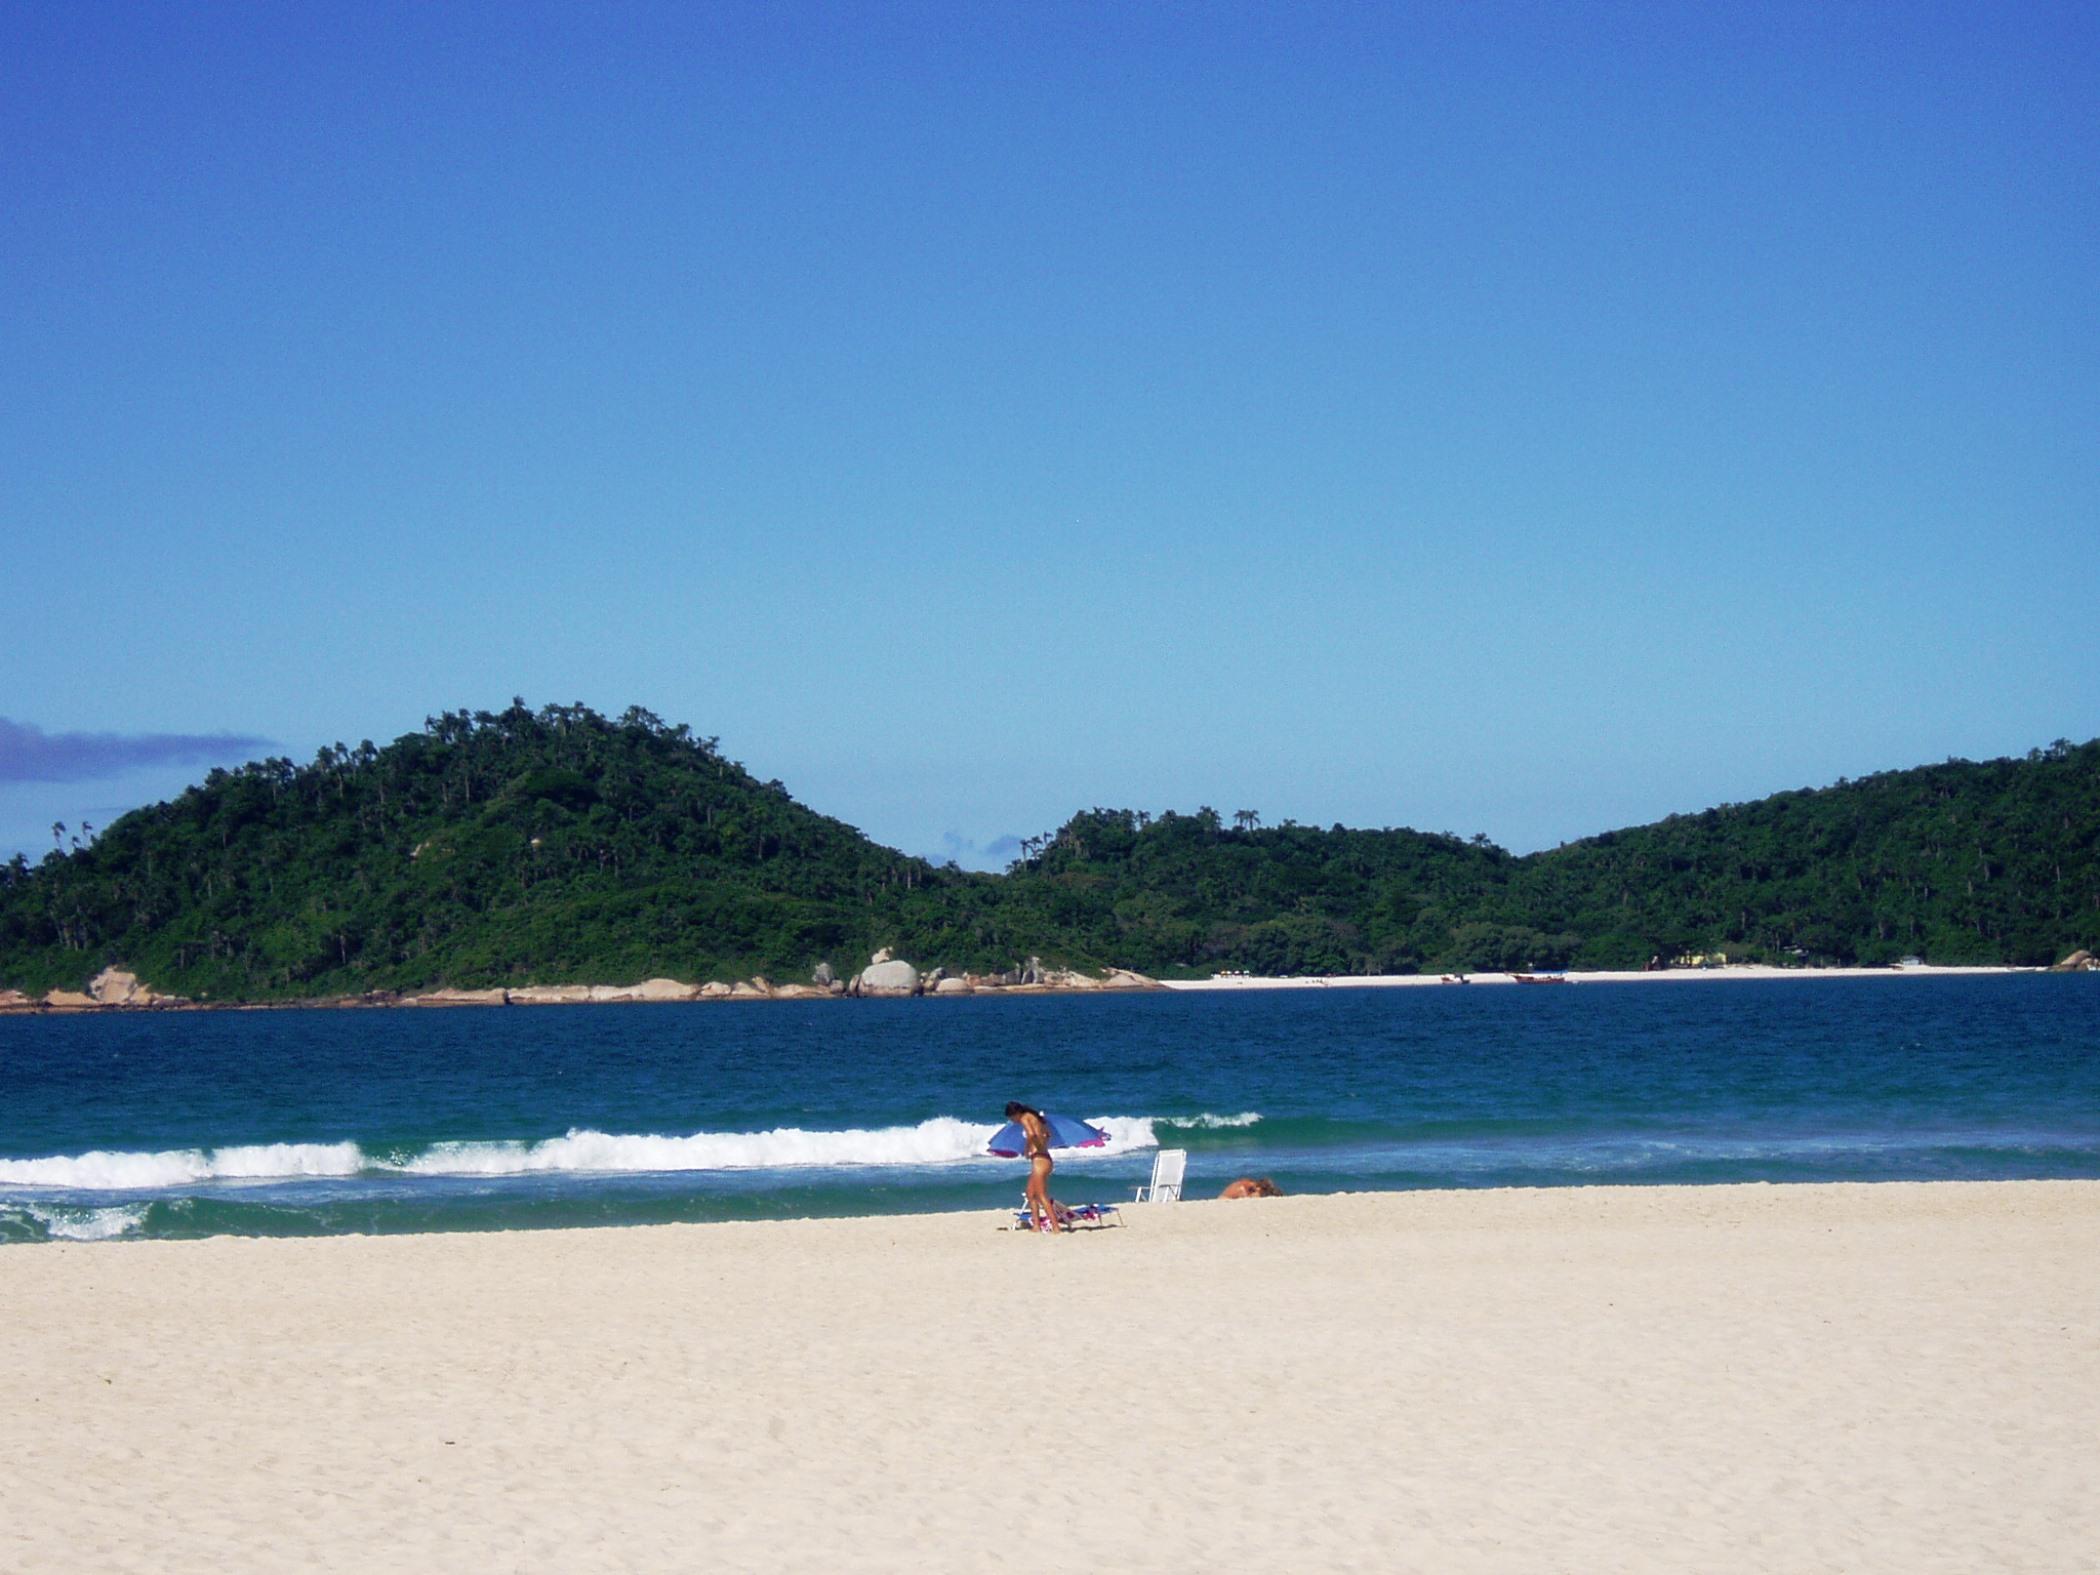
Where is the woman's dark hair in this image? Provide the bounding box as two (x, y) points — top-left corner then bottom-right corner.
(1004, 1101), (1040, 1121)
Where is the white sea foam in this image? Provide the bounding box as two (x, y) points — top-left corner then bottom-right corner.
(1161, 1111), (1263, 1129)
(0, 1148), (210, 1188)
(399, 1115), (1159, 1176)
(1079, 1115), (1160, 1156)
(0, 1141), (365, 1190)
(27, 1202), (150, 1241)
(201, 1142), (365, 1179)
(0, 1117), (1167, 1190)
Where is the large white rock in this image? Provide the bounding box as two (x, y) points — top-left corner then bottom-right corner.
(509, 985), (595, 1005)
(858, 959), (921, 996)
(578, 980), (692, 1003)
(90, 967), (158, 1006)
(932, 976), (972, 995)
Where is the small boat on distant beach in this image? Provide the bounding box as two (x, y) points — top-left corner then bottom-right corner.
(1511, 972), (1570, 985)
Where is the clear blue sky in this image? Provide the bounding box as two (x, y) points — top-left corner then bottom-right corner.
(4, 1), (2094, 868)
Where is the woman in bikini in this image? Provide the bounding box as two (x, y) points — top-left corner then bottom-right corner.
(1006, 1101), (1069, 1233)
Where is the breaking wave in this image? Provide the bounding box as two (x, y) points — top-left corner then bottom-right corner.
(396, 1115), (1158, 1176)
(0, 1142), (365, 1190)
(0, 1114), (1219, 1191)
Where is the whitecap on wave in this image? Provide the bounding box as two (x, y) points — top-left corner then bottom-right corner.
(0, 1115), (1174, 1189)
(0, 1142), (362, 1190)
(401, 1115), (1160, 1175)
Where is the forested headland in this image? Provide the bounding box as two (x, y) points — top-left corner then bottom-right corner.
(2, 701), (2095, 999)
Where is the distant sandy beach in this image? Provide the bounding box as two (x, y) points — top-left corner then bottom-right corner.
(5, 1181), (2094, 1572)
(1, 961), (2057, 1014)
(1165, 963), (2038, 990)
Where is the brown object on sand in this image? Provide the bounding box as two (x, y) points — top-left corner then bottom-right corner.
(1221, 1176), (1283, 1199)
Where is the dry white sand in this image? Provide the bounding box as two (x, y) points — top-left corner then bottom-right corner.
(4, 1182), (2095, 1573)
(1164, 964), (2034, 989)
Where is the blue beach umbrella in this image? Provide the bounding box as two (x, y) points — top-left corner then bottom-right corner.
(985, 1112), (1109, 1157)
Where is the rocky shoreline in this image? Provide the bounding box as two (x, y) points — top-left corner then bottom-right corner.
(8, 949), (2090, 1016)
(0, 954), (1165, 1014)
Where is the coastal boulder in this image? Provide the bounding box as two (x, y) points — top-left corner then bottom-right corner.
(0, 988), (31, 1011)
(42, 989), (99, 1009)
(812, 962), (837, 987)
(730, 980), (771, 999)
(932, 976), (972, 995)
(1101, 968), (1163, 991)
(509, 985), (595, 1005)
(89, 967), (159, 1006)
(410, 988), (509, 1007)
(2052, 949), (2096, 972)
(856, 958), (921, 997)
(696, 981), (735, 999)
(579, 981), (699, 1002)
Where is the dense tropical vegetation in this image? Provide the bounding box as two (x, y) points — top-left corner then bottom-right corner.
(2, 702), (2095, 998)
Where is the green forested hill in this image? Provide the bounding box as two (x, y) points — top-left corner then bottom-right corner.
(978, 738), (2100, 974)
(1502, 743), (2100, 968)
(3, 704), (2095, 998)
(0, 702), (980, 998)
(982, 808), (1521, 976)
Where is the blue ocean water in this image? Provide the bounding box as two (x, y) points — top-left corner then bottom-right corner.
(3, 976), (2095, 1243)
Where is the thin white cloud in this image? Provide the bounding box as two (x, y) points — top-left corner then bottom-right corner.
(935, 831), (1025, 872)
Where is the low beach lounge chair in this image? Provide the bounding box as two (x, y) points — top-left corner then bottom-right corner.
(1133, 1148), (1186, 1204)
(1004, 1198), (1122, 1231)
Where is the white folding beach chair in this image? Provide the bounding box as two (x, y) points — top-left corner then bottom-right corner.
(1133, 1148), (1186, 1204)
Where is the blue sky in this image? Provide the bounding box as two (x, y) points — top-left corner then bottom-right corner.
(4, 1), (2094, 868)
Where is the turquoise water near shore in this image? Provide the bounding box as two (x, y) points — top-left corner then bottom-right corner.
(3, 975), (2095, 1242)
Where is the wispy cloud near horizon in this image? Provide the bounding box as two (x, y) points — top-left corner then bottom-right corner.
(936, 831), (1024, 872)
(0, 718), (274, 784)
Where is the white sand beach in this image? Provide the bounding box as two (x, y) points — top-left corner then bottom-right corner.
(1165, 963), (2036, 989)
(4, 1182), (2095, 1573)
